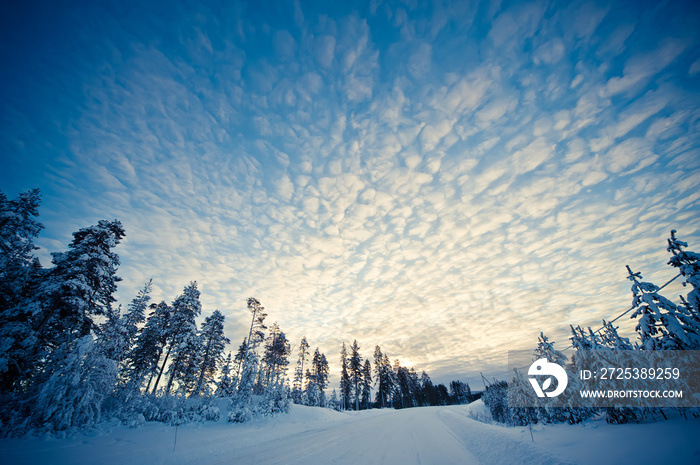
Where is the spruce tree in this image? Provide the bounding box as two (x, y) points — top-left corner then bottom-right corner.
(215, 352), (234, 397)
(627, 266), (700, 350)
(667, 230), (700, 331)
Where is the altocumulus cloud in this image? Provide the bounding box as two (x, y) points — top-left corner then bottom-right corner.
(0, 0), (699, 386)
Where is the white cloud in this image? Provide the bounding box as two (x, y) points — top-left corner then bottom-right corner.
(8, 0), (700, 390)
(314, 34), (336, 68)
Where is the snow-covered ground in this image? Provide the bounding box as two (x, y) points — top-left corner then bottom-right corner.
(1, 401), (699, 464)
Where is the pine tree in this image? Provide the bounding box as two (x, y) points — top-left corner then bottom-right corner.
(98, 281), (152, 367)
(192, 310), (230, 397)
(508, 369), (538, 427)
(121, 280), (152, 355)
(291, 337), (310, 404)
(259, 323), (290, 392)
(348, 340), (362, 410)
(34, 220), (125, 347)
(237, 298), (267, 400)
(232, 338), (247, 382)
(361, 359), (372, 409)
(124, 301), (171, 394)
(373, 346), (392, 408)
(305, 368), (320, 407)
(313, 349), (329, 405)
(339, 342), (350, 410)
(533, 332), (571, 423)
(305, 348), (329, 407)
(449, 380), (472, 405)
(420, 372), (436, 406)
(170, 332), (204, 395)
(151, 282), (201, 394)
(392, 362), (419, 409)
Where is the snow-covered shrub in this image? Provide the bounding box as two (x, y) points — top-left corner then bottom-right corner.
(122, 412), (146, 429)
(256, 385), (291, 417)
(482, 380), (510, 424)
(228, 405), (253, 423)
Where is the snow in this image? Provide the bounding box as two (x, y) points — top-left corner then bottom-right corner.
(1, 402), (699, 464)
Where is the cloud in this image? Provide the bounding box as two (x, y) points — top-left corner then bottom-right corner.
(601, 38), (688, 97)
(3, 0), (700, 389)
(314, 34), (336, 68)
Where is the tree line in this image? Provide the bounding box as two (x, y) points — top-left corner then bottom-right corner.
(482, 230), (700, 425)
(0, 188), (475, 436)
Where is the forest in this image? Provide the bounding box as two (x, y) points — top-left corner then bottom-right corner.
(0, 188), (475, 436)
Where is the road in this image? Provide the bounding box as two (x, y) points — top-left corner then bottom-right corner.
(207, 406), (576, 465)
(1, 405), (576, 465)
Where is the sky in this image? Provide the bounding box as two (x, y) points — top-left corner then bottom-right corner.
(1, 0), (699, 389)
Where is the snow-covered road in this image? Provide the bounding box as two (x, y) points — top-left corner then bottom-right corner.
(1, 405), (576, 465)
(226, 406), (581, 465)
(3, 403), (700, 464)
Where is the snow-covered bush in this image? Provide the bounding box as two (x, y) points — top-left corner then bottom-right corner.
(30, 335), (117, 435)
(482, 380), (510, 424)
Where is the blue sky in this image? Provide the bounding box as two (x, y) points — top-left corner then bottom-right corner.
(1, 0), (699, 387)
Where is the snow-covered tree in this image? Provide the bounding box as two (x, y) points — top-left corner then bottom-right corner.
(599, 320), (634, 350)
(328, 389), (340, 411)
(348, 340), (363, 410)
(124, 301), (171, 394)
(97, 281), (152, 367)
(237, 298), (267, 399)
(339, 342), (350, 410)
(34, 220), (125, 348)
(232, 338), (247, 382)
(667, 230), (700, 313)
(150, 282), (202, 394)
(313, 349), (329, 405)
(361, 359), (372, 409)
(192, 310), (230, 397)
(258, 323), (290, 393)
(533, 333), (578, 423)
(449, 380), (472, 405)
(0, 189), (44, 391)
(373, 346), (392, 408)
(215, 352), (235, 397)
(627, 266), (700, 350)
(291, 336), (310, 404)
(30, 335), (117, 433)
(508, 369), (537, 427)
(120, 280), (152, 355)
(305, 348), (329, 407)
